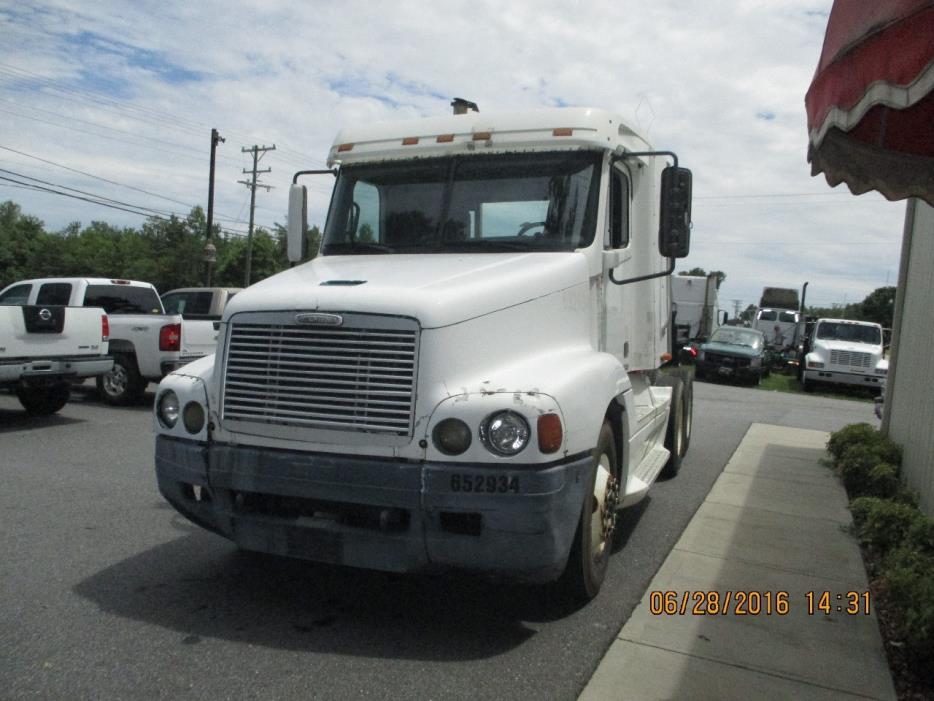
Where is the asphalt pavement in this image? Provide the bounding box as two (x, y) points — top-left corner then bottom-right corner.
(0, 379), (879, 700)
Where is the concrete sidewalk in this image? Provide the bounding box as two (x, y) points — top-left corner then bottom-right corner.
(580, 423), (896, 701)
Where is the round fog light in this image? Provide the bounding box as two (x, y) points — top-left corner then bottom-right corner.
(480, 410), (530, 456)
(183, 402), (205, 434)
(432, 418), (472, 455)
(157, 391), (179, 428)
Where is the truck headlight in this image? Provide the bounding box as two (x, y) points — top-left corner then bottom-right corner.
(183, 402), (206, 434)
(432, 418), (472, 455)
(480, 410), (530, 456)
(157, 390), (180, 428)
(807, 360), (824, 369)
(875, 368), (888, 376)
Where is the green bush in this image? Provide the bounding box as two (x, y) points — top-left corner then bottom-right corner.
(882, 547), (934, 667)
(850, 497), (923, 555)
(827, 423), (880, 461)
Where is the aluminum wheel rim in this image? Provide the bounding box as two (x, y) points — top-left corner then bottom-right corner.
(104, 365), (128, 396)
(590, 454), (618, 563)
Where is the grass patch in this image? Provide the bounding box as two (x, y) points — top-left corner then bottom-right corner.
(757, 372), (875, 402)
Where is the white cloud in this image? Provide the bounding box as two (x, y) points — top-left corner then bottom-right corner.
(0, 0), (906, 308)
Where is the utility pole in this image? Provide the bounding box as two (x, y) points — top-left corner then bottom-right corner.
(238, 144), (275, 286)
(205, 128), (224, 286)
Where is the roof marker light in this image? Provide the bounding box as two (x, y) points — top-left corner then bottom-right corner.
(553, 128), (573, 137)
(472, 131), (492, 141)
(402, 137), (419, 145)
(436, 134), (455, 143)
(337, 143), (353, 152)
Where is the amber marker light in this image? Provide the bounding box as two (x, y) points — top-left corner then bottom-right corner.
(436, 134), (455, 143)
(537, 413), (563, 454)
(472, 131), (492, 140)
(553, 128), (573, 136)
(337, 143), (354, 152)
(660, 352), (673, 363)
(402, 137), (419, 145)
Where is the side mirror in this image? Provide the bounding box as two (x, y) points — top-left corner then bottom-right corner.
(659, 166), (692, 258)
(287, 184), (308, 263)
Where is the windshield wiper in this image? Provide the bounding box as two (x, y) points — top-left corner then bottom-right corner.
(441, 239), (532, 252)
(323, 242), (393, 254)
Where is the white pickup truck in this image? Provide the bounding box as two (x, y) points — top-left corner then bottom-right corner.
(0, 287), (112, 414)
(0, 278), (205, 405)
(801, 318), (888, 394)
(161, 287), (241, 361)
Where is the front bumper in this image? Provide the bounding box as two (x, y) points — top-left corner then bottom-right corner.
(697, 358), (760, 381)
(0, 355), (113, 385)
(804, 369), (886, 389)
(155, 436), (591, 583)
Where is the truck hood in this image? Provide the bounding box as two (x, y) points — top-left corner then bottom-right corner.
(814, 339), (883, 355)
(701, 341), (761, 359)
(223, 253), (588, 329)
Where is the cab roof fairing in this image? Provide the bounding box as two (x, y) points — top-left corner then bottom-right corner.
(325, 107), (652, 167)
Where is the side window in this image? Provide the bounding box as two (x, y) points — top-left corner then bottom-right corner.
(36, 283), (73, 305)
(353, 181), (380, 243)
(608, 168), (630, 249)
(0, 284), (33, 305)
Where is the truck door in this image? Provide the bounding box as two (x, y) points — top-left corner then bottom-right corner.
(603, 163), (632, 367)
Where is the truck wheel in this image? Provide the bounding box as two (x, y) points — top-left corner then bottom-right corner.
(97, 354), (145, 405)
(17, 383), (70, 416)
(657, 374), (685, 479)
(561, 421), (618, 601)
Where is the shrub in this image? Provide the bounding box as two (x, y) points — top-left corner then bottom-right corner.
(827, 423), (880, 461)
(850, 497), (923, 556)
(882, 547), (934, 668)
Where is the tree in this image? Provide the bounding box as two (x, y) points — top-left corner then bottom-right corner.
(0, 201), (48, 288)
(678, 267), (726, 289)
(859, 286), (896, 328)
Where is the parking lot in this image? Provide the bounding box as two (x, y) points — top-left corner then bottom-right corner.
(0, 380), (876, 700)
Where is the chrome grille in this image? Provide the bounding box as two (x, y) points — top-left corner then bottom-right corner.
(222, 314), (418, 435)
(830, 350), (871, 369)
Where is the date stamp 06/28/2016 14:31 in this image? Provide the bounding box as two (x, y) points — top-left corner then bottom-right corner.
(648, 590), (872, 617)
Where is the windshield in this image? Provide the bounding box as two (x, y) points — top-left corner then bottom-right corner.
(709, 327), (764, 351)
(816, 322), (882, 345)
(321, 151), (602, 255)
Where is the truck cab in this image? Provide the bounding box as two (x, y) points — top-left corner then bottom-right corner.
(802, 318), (887, 394)
(153, 107), (694, 600)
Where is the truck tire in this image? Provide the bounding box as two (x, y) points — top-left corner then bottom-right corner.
(657, 374), (685, 479)
(17, 382), (70, 416)
(561, 421), (618, 601)
(97, 354), (145, 405)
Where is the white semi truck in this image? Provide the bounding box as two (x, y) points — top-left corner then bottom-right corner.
(153, 106), (694, 600)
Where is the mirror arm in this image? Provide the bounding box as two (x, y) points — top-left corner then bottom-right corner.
(293, 168), (338, 183)
(608, 257), (675, 286)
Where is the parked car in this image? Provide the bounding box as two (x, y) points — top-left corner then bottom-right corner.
(0, 284), (112, 415)
(160, 287), (241, 361)
(2, 278), (202, 405)
(695, 327), (767, 385)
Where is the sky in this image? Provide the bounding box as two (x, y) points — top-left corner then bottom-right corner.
(0, 0), (907, 312)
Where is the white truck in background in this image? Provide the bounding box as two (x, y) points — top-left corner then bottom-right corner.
(801, 318), (887, 394)
(671, 273), (720, 352)
(753, 286), (801, 347)
(1, 278), (204, 405)
(153, 106), (695, 600)
(0, 283), (111, 415)
(161, 287), (241, 362)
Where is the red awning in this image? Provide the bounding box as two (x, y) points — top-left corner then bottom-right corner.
(805, 0), (934, 205)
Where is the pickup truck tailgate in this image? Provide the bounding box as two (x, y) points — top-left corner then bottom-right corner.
(0, 305), (107, 360)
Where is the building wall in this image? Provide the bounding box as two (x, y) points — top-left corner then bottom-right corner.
(886, 200), (934, 515)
